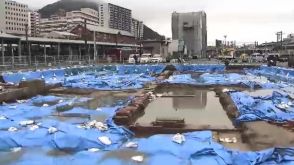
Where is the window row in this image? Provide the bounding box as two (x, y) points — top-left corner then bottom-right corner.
(5, 11), (27, 17)
(6, 27), (25, 31)
(5, 17), (27, 21)
(6, 22), (27, 26)
(5, 7), (27, 12)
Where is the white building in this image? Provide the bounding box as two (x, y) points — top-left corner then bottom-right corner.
(98, 3), (132, 32)
(30, 11), (40, 37)
(39, 8), (99, 35)
(172, 11), (207, 58)
(168, 39), (187, 56)
(0, 0), (30, 35)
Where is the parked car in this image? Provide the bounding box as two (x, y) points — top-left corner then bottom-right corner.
(128, 54), (140, 64)
(140, 54), (152, 63)
(251, 53), (264, 62)
(150, 54), (166, 63)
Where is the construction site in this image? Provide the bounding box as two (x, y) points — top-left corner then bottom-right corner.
(0, 64), (293, 164)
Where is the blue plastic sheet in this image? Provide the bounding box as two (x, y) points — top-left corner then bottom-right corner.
(64, 74), (156, 90)
(230, 91), (294, 123)
(1, 65), (164, 90)
(117, 64), (165, 75)
(246, 66), (294, 83)
(2, 69), (65, 84)
(165, 73), (289, 89)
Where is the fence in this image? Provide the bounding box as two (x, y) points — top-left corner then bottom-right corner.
(0, 54), (129, 71)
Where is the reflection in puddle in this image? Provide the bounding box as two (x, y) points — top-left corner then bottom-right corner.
(137, 90), (234, 129)
(155, 86), (201, 96)
(82, 95), (129, 110)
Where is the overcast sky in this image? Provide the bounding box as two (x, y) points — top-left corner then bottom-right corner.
(15, 0), (294, 45)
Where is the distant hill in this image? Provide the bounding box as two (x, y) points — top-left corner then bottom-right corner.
(143, 25), (165, 41)
(39, 0), (101, 18)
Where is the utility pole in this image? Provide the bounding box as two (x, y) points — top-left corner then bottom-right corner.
(138, 21), (143, 57)
(83, 19), (89, 63)
(116, 31), (121, 63)
(25, 24), (29, 65)
(93, 30), (97, 63)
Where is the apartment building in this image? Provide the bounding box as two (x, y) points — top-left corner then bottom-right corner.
(0, 0), (30, 35)
(39, 8), (99, 35)
(30, 11), (40, 37)
(98, 3), (132, 32)
(131, 18), (144, 40)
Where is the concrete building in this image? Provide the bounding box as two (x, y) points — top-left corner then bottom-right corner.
(39, 8), (99, 35)
(172, 11), (207, 58)
(141, 40), (170, 58)
(168, 39), (187, 57)
(29, 11), (40, 37)
(131, 18), (144, 40)
(0, 0), (30, 35)
(98, 3), (132, 32)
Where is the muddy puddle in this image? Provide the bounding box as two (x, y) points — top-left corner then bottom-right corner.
(241, 121), (294, 151)
(136, 90), (235, 129)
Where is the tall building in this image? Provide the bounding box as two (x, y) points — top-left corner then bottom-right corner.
(131, 18), (144, 40)
(39, 8), (99, 35)
(0, 0), (30, 35)
(98, 3), (132, 32)
(172, 11), (207, 58)
(30, 11), (40, 37)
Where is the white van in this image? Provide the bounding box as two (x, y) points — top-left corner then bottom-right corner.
(150, 54), (166, 63)
(140, 54), (152, 63)
(251, 53), (264, 62)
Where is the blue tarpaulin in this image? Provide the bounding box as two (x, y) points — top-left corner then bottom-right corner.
(1, 65), (165, 90)
(246, 66), (294, 83)
(165, 73), (288, 89)
(117, 64), (165, 75)
(229, 91), (294, 123)
(63, 73), (156, 90)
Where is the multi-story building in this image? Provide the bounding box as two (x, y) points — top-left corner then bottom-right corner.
(172, 11), (207, 58)
(0, 0), (30, 35)
(98, 3), (132, 32)
(131, 18), (144, 40)
(29, 11), (40, 37)
(39, 8), (99, 35)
